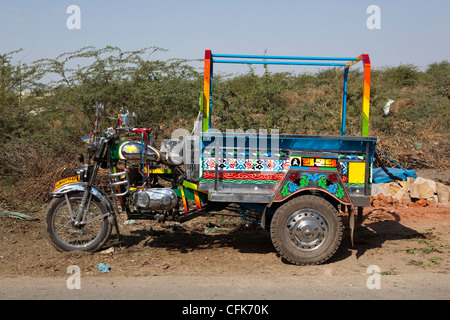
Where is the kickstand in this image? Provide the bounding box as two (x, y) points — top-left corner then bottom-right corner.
(349, 207), (355, 247)
(108, 214), (121, 240)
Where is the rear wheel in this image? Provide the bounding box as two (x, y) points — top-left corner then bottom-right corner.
(270, 195), (343, 265)
(44, 192), (112, 252)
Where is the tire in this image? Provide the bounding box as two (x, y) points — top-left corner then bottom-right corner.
(270, 195), (343, 265)
(44, 192), (112, 252)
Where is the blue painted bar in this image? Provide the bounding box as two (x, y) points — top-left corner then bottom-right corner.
(205, 51), (366, 137)
(340, 67), (350, 136)
(213, 59), (348, 67)
(202, 133), (377, 155)
(213, 54), (358, 61)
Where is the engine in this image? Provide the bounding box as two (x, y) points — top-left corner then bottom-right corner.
(133, 188), (178, 211)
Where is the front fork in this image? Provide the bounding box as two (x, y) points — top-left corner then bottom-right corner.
(73, 185), (94, 226)
(73, 138), (107, 226)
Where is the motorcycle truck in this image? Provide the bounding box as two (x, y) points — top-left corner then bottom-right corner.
(45, 51), (376, 265)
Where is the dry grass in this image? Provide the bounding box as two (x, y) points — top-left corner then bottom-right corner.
(0, 138), (80, 212)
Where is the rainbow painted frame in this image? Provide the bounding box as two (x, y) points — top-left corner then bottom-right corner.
(200, 50), (371, 137)
(194, 49), (376, 216)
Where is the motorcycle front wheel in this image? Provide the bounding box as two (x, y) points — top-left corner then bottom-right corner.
(44, 192), (112, 252)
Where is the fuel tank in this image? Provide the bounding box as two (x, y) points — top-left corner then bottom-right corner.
(111, 140), (160, 161)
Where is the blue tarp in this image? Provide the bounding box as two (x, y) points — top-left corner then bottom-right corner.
(372, 167), (418, 184)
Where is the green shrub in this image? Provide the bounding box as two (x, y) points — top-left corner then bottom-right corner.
(0, 47), (449, 210)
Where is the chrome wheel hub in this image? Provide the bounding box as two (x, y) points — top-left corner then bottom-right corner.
(285, 209), (328, 251)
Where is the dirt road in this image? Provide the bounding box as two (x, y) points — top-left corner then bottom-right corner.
(1, 200), (449, 301)
(1, 272), (449, 300)
(1, 168), (450, 301)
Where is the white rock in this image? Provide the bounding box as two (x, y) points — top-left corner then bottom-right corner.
(410, 177), (436, 199)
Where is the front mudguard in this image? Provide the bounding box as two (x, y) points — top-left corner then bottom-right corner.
(50, 182), (115, 217)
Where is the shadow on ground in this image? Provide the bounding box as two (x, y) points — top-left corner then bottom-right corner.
(109, 209), (426, 266)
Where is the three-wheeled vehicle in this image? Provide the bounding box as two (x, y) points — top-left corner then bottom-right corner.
(45, 50), (376, 265)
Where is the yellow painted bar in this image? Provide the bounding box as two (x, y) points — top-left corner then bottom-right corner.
(147, 168), (172, 174)
(203, 50), (212, 132)
(359, 54), (371, 137)
(182, 180), (208, 194)
(182, 180), (199, 190)
(179, 185), (189, 213)
(193, 190), (201, 210)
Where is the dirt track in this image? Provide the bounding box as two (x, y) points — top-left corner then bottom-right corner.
(1, 202), (449, 299)
(0, 170), (449, 300)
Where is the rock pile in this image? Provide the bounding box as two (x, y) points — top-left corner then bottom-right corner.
(371, 176), (450, 208)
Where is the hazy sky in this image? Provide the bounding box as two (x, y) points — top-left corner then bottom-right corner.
(1, 0), (449, 73)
